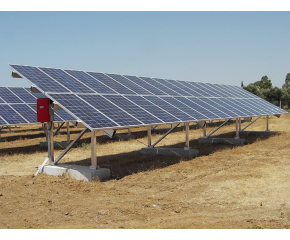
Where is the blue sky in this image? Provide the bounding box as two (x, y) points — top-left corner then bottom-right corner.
(0, 10), (290, 88)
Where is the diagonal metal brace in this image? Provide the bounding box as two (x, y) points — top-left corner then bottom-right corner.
(53, 128), (88, 165)
(241, 116), (261, 131)
(53, 122), (65, 136)
(204, 119), (230, 138)
(151, 123), (179, 148)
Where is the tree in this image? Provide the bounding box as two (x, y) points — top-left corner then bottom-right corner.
(253, 75), (272, 89)
(282, 73), (290, 89)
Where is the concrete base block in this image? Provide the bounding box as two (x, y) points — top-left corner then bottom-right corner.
(42, 163), (111, 181)
(240, 131), (275, 136)
(141, 147), (199, 158)
(198, 137), (246, 145)
(115, 134), (136, 140)
(40, 141), (75, 148)
(102, 134), (136, 140)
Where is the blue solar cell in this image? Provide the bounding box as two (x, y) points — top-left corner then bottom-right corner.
(194, 83), (222, 97)
(232, 99), (264, 116)
(49, 94), (117, 129)
(125, 95), (181, 123)
(104, 95), (162, 125)
(124, 75), (169, 95)
(165, 79), (202, 97)
(230, 85), (258, 98)
(186, 82), (214, 97)
(79, 94), (143, 126)
(10, 65), (69, 93)
(54, 109), (75, 122)
(64, 70), (117, 94)
(0, 116), (8, 126)
(213, 98), (251, 116)
(152, 78), (191, 96)
(199, 98), (238, 118)
(211, 84), (237, 98)
(143, 96), (196, 121)
(10, 104), (37, 123)
(176, 97), (221, 120)
(9, 87), (36, 103)
(0, 87), (23, 103)
(171, 80), (204, 97)
(227, 98), (257, 116)
(87, 72), (135, 94)
(0, 96), (5, 104)
(39, 67), (94, 93)
(0, 105), (28, 124)
(106, 74), (152, 95)
(186, 97), (228, 119)
(202, 83), (229, 97)
(252, 98), (286, 114)
(160, 96), (208, 120)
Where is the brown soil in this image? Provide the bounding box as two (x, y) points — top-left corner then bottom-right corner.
(1, 115), (290, 229)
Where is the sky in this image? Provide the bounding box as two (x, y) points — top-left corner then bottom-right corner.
(1, 4), (290, 88)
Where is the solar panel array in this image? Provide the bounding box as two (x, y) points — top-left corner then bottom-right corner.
(0, 87), (76, 126)
(9, 64), (287, 131)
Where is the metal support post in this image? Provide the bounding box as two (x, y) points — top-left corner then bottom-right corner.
(128, 128), (131, 135)
(147, 126), (152, 147)
(45, 123), (48, 141)
(239, 118), (241, 131)
(90, 130), (97, 170)
(266, 115), (269, 131)
(203, 123), (206, 137)
(66, 122), (70, 142)
(48, 121), (54, 163)
(184, 122), (190, 150)
(235, 118), (240, 139)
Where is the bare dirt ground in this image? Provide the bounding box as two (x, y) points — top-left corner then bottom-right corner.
(0, 114), (290, 229)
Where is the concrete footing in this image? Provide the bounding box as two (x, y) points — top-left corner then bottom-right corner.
(42, 163), (111, 181)
(198, 137), (246, 145)
(40, 141), (76, 148)
(102, 134), (136, 140)
(141, 147), (199, 158)
(240, 131), (275, 136)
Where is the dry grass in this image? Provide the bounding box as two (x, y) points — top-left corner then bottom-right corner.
(0, 114), (290, 229)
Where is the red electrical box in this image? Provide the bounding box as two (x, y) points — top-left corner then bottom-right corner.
(37, 98), (54, 122)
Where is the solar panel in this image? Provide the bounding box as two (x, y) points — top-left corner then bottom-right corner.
(106, 74), (152, 95)
(87, 72), (135, 95)
(9, 64), (287, 131)
(125, 95), (181, 123)
(48, 93), (117, 129)
(104, 95), (162, 125)
(10, 65), (69, 93)
(0, 116), (8, 125)
(143, 95), (196, 122)
(0, 87), (76, 126)
(39, 67), (94, 93)
(64, 70), (117, 94)
(0, 87), (23, 103)
(130, 76), (174, 96)
(0, 104), (28, 124)
(79, 94), (143, 127)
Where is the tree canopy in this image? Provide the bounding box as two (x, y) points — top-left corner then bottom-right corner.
(242, 74), (290, 105)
